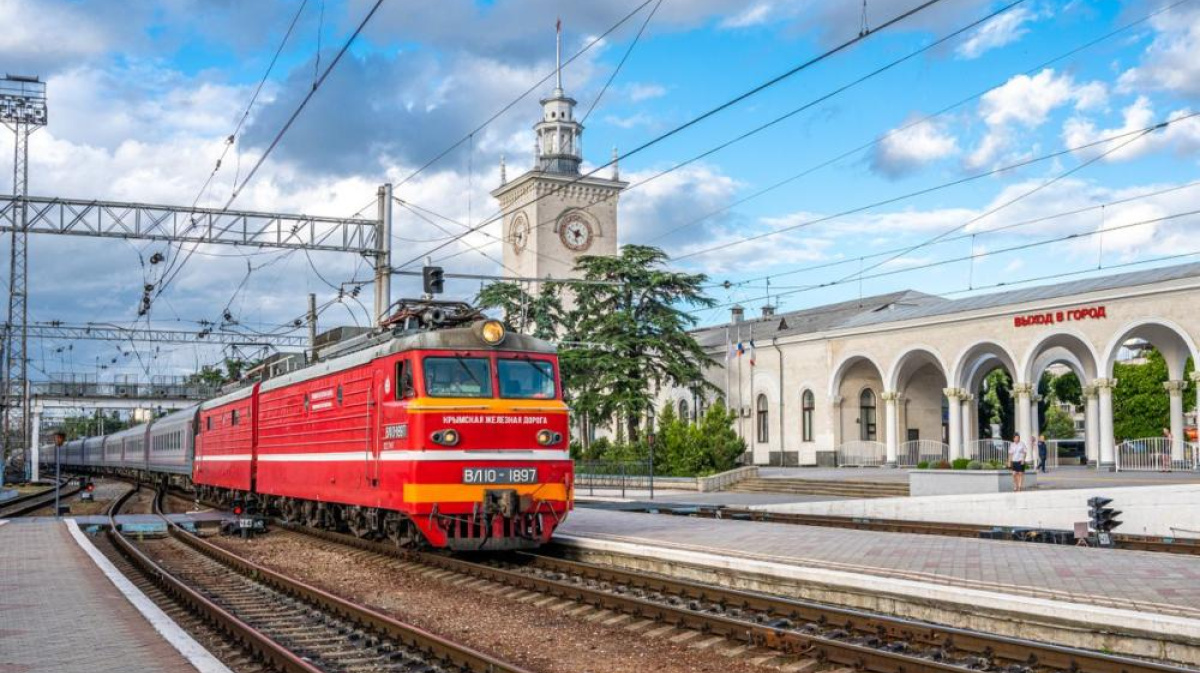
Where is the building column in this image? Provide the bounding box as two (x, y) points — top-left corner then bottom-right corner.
(882, 391), (901, 467)
(944, 387), (963, 460)
(831, 395), (843, 449)
(1165, 380), (1187, 463)
(1083, 384), (1099, 465)
(1096, 378), (1118, 470)
(1013, 382), (1034, 444)
(960, 394), (974, 447)
(1030, 394), (1042, 443)
(30, 408), (41, 483)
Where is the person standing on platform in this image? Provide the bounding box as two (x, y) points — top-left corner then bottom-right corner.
(1037, 434), (1048, 473)
(1009, 434), (1028, 492)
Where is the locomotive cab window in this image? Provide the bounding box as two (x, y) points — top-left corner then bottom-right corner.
(498, 358), (555, 399)
(423, 357), (492, 398)
(395, 360), (416, 400)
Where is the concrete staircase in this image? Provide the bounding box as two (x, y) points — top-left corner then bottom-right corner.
(727, 476), (909, 498)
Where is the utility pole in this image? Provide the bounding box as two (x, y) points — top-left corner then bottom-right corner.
(1, 75), (47, 483)
(373, 183), (393, 326)
(307, 293), (318, 363)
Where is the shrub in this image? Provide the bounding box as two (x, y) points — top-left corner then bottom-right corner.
(985, 459), (1005, 470)
(951, 457), (972, 470)
(967, 460), (982, 470)
(934, 459), (952, 470)
(916, 460), (930, 469)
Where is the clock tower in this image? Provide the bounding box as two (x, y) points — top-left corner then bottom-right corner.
(492, 22), (627, 294)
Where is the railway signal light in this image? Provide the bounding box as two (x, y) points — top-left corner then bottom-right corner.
(1087, 496), (1122, 547)
(422, 265), (444, 295)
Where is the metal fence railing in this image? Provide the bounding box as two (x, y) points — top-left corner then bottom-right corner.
(835, 440), (887, 467)
(898, 440), (948, 467)
(573, 460), (654, 497)
(1115, 438), (1200, 471)
(968, 439), (1014, 465)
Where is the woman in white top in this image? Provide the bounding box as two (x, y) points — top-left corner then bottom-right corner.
(1009, 434), (1028, 492)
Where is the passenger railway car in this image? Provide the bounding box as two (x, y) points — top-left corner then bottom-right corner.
(49, 301), (573, 550)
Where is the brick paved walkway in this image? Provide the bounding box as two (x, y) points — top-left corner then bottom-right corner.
(558, 508), (1200, 618)
(0, 521), (199, 672)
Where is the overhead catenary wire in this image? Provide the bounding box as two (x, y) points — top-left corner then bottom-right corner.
(648, 0), (1193, 249)
(394, 0), (955, 272)
(711, 177), (1200, 290)
(153, 0), (387, 306)
(393, 0), (661, 191)
(580, 0), (665, 125)
(674, 110), (1199, 263)
(706, 205), (1200, 310)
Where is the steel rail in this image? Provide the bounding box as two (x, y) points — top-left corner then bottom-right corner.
(0, 479), (80, 517)
(150, 496), (532, 673)
(278, 522), (1191, 673)
(106, 486), (325, 673)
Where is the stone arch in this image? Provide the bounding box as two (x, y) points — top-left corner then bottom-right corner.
(952, 340), (1020, 388)
(888, 346), (950, 447)
(887, 345), (949, 391)
(1020, 329), (1099, 385)
(1102, 318), (1198, 379)
(830, 353), (886, 445)
(829, 353), (886, 398)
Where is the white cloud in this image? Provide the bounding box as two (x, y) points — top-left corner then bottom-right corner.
(720, 3), (773, 29)
(956, 6), (1037, 60)
(1117, 4), (1200, 97)
(966, 69), (1107, 169)
(871, 116), (959, 178)
(627, 83), (666, 102)
(1062, 97), (1200, 163)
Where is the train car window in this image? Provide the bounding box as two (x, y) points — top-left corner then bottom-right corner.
(206, 416), (212, 431)
(232, 409), (239, 426)
(497, 359), (556, 399)
(423, 357), (492, 398)
(337, 385), (343, 405)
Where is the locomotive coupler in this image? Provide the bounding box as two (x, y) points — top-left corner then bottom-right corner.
(483, 489), (520, 518)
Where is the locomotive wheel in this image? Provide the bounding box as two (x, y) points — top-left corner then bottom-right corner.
(346, 506), (374, 539)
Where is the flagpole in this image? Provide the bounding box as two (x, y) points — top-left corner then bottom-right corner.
(724, 325), (731, 412)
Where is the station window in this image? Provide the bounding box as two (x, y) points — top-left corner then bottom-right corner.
(802, 390), (815, 443)
(859, 389), (877, 441)
(756, 394), (769, 444)
(679, 398), (689, 423)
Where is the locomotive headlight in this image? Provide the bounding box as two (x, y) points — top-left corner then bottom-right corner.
(479, 319), (506, 345)
(432, 429), (460, 446)
(536, 429), (562, 446)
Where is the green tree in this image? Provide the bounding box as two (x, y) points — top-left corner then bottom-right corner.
(475, 281), (567, 341)
(186, 358), (252, 387)
(650, 399), (745, 476)
(568, 245), (716, 443)
(1043, 404), (1077, 439)
(978, 368), (1013, 439)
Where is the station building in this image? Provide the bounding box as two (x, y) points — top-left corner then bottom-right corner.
(666, 262), (1200, 470)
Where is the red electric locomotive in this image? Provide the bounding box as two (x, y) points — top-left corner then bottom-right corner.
(194, 300), (573, 550)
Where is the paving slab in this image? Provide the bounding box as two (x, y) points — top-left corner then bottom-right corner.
(556, 506), (1200, 619)
(0, 519), (211, 672)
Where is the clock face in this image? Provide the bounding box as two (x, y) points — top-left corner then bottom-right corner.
(559, 215), (594, 252)
(510, 214), (530, 254)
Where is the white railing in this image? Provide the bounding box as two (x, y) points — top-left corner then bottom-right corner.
(898, 440), (948, 467)
(968, 439), (1014, 466)
(1115, 438), (1200, 471)
(835, 440), (888, 467)
(697, 466), (759, 492)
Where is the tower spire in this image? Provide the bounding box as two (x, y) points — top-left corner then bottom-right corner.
(555, 18), (563, 93)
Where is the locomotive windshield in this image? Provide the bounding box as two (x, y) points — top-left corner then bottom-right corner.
(423, 357), (492, 397)
(498, 359), (556, 399)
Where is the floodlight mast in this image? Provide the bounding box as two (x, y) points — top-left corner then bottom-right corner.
(0, 74), (47, 483)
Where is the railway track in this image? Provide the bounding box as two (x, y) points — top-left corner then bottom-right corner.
(103, 488), (533, 673)
(278, 522), (1193, 673)
(591, 504), (1200, 555)
(0, 479), (80, 518)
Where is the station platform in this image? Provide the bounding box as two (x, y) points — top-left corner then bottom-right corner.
(0, 519), (227, 672)
(554, 507), (1200, 663)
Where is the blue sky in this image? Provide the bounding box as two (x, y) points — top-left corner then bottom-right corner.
(2, 0), (1200, 381)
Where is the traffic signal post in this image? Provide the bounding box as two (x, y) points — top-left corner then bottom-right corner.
(1087, 496), (1122, 547)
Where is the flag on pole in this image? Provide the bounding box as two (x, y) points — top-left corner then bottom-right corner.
(557, 17), (561, 33)
(749, 324), (756, 366)
(736, 341), (745, 357)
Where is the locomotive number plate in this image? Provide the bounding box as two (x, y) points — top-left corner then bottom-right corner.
(462, 467), (538, 484)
